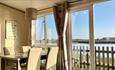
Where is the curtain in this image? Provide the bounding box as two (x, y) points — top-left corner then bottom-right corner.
(66, 14), (73, 70)
(25, 8), (37, 46)
(53, 2), (69, 70)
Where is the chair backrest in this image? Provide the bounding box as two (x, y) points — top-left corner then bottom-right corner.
(27, 47), (42, 70)
(3, 47), (15, 55)
(46, 47), (59, 70)
(22, 46), (31, 53)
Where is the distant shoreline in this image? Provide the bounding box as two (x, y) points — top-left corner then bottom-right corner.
(73, 39), (115, 44)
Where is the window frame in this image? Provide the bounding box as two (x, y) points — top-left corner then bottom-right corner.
(70, 3), (95, 70)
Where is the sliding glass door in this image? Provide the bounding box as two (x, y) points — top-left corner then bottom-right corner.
(70, 1), (114, 70)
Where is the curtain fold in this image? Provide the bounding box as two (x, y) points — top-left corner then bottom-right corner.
(53, 2), (69, 70)
(66, 13), (73, 70)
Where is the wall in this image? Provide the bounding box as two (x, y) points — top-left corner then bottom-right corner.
(0, 4), (28, 70)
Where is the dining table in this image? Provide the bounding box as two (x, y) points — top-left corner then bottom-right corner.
(0, 53), (47, 70)
(0, 54), (27, 70)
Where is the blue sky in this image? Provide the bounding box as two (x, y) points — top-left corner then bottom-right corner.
(71, 10), (89, 39)
(94, 0), (115, 39)
(36, 0), (115, 40)
(72, 0), (115, 39)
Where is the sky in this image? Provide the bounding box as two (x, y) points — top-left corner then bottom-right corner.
(94, 0), (115, 39)
(72, 0), (115, 39)
(71, 10), (89, 39)
(36, 0), (115, 41)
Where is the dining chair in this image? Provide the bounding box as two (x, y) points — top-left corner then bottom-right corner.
(21, 46), (31, 63)
(3, 47), (15, 55)
(22, 46), (31, 54)
(26, 47), (42, 70)
(46, 47), (59, 70)
(3, 47), (17, 70)
(40, 47), (50, 69)
(20, 46), (31, 68)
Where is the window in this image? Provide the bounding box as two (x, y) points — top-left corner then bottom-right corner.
(32, 14), (58, 47)
(94, 0), (115, 39)
(71, 10), (90, 70)
(94, 0), (115, 69)
(46, 14), (58, 46)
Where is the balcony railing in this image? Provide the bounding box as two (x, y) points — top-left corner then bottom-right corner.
(72, 43), (115, 70)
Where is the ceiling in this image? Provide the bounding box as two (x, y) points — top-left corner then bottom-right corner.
(0, 0), (67, 11)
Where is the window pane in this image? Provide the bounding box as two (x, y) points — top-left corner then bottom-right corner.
(71, 10), (89, 70)
(46, 14), (58, 47)
(94, 0), (115, 68)
(35, 16), (44, 46)
(94, 0), (115, 39)
(72, 10), (89, 39)
(35, 14), (58, 47)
